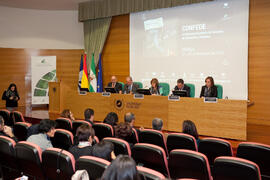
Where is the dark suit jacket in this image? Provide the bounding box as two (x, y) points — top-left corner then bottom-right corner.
(200, 85), (218, 98)
(123, 83), (139, 94)
(174, 84), (191, 97)
(107, 82), (123, 93)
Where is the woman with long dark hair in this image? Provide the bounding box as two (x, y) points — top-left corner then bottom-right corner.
(2, 83), (20, 111)
(101, 155), (140, 180)
(182, 120), (200, 145)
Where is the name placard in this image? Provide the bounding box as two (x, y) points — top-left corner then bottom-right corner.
(168, 95), (180, 101)
(79, 91), (87, 95)
(134, 94), (144, 99)
(102, 92), (111, 97)
(204, 97), (218, 103)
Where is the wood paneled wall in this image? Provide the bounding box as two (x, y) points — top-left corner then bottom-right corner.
(0, 48), (83, 107)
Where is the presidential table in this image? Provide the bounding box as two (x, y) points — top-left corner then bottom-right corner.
(49, 82), (247, 140)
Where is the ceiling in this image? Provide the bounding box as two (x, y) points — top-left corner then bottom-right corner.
(0, 0), (89, 10)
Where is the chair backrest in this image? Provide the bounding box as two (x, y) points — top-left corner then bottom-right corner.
(72, 120), (92, 135)
(132, 143), (170, 177)
(13, 111), (25, 122)
(167, 133), (198, 153)
(0, 136), (17, 170)
(137, 166), (166, 180)
(56, 118), (73, 131)
(42, 147), (75, 180)
(185, 83), (195, 97)
(118, 82), (125, 91)
(134, 81), (143, 88)
(213, 156), (261, 180)
(13, 122), (32, 141)
(76, 156), (110, 180)
(169, 149), (211, 180)
(139, 129), (168, 156)
(92, 123), (113, 140)
(198, 137), (233, 167)
(215, 84), (223, 99)
(103, 137), (131, 156)
(52, 129), (74, 150)
(159, 82), (170, 96)
(0, 109), (12, 126)
(126, 128), (139, 144)
(15, 141), (44, 179)
(237, 142), (270, 179)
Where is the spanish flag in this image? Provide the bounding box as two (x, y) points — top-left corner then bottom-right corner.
(78, 54), (89, 91)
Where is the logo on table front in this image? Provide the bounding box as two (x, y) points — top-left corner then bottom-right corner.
(114, 99), (124, 110)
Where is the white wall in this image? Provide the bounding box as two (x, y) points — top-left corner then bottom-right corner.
(0, 6), (84, 49)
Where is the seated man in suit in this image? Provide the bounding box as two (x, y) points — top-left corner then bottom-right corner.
(84, 108), (94, 126)
(123, 76), (139, 94)
(107, 76), (123, 94)
(174, 79), (191, 97)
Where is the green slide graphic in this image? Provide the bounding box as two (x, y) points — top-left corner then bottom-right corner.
(34, 69), (56, 96)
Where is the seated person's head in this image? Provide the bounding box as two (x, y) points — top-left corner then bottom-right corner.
(103, 112), (118, 126)
(60, 109), (74, 120)
(0, 116), (4, 131)
(115, 122), (132, 141)
(101, 155), (139, 180)
(111, 76), (117, 83)
(177, 79), (184, 89)
(152, 118), (163, 131)
(76, 124), (95, 144)
(39, 119), (56, 137)
(84, 108), (94, 122)
(92, 140), (115, 162)
(124, 112), (135, 127)
(182, 120), (199, 140)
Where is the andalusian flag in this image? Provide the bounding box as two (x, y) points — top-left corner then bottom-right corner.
(89, 53), (97, 92)
(80, 54), (89, 91)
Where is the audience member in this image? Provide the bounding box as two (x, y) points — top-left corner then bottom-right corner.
(152, 118), (163, 131)
(115, 122), (133, 147)
(101, 155), (140, 180)
(92, 140), (116, 162)
(84, 108), (94, 125)
(103, 112), (118, 127)
(182, 120), (200, 145)
(60, 109), (75, 121)
(27, 119), (56, 151)
(124, 112), (135, 127)
(69, 124), (95, 160)
(0, 115), (17, 141)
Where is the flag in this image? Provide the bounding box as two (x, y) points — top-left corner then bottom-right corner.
(97, 54), (103, 92)
(89, 53), (97, 92)
(80, 54), (89, 91)
(78, 54), (83, 90)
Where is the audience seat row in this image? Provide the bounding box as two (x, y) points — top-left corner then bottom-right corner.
(0, 109), (25, 126)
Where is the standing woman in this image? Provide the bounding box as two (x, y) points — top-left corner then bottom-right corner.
(200, 76), (218, 98)
(149, 78), (163, 95)
(2, 83), (20, 111)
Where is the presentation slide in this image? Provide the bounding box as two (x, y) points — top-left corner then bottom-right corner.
(130, 0), (249, 99)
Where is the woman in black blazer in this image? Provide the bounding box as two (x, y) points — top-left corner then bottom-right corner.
(200, 76), (218, 98)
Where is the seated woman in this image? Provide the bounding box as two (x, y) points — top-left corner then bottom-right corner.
(200, 76), (218, 98)
(92, 140), (116, 162)
(101, 155), (140, 180)
(60, 109), (75, 121)
(115, 122), (133, 148)
(69, 124), (95, 160)
(103, 112), (118, 127)
(182, 120), (200, 145)
(149, 78), (163, 95)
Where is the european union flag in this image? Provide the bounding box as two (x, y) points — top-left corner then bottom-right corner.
(97, 54), (103, 92)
